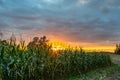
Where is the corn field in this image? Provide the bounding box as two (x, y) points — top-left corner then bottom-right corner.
(0, 41), (112, 80)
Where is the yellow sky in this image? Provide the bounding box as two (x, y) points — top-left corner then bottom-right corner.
(50, 40), (116, 52)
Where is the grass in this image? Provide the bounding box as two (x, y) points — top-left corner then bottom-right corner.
(0, 39), (112, 80)
(67, 64), (120, 80)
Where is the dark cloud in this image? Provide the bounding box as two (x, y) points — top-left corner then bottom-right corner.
(37, 17), (120, 44)
(15, 26), (35, 30)
(101, 7), (110, 14)
(0, 0), (120, 46)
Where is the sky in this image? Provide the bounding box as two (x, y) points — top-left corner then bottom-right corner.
(0, 0), (120, 48)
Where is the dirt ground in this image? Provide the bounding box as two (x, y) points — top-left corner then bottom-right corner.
(103, 54), (120, 80)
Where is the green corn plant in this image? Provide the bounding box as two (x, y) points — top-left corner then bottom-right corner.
(0, 38), (112, 80)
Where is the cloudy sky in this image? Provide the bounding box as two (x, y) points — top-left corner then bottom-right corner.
(0, 0), (120, 47)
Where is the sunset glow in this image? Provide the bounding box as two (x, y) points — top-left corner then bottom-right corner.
(1, 1), (120, 80)
(51, 46), (63, 51)
(0, 0), (120, 52)
(83, 47), (115, 52)
(50, 41), (115, 52)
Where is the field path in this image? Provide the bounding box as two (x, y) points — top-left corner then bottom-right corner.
(109, 54), (120, 66)
(103, 54), (120, 80)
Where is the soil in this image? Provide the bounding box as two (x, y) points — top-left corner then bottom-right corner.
(103, 54), (120, 80)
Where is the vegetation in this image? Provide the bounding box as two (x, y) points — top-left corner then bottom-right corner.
(27, 36), (49, 49)
(0, 36), (112, 80)
(115, 44), (120, 55)
(67, 65), (120, 80)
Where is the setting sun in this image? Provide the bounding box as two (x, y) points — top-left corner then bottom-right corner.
(52, 46), (64, 51)
(51, 42), (66, 51)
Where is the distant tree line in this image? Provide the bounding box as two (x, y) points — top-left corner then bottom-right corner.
(1, 32), (120, 55)
(27, 36), (50, 49)
(0, 33), (50, 50)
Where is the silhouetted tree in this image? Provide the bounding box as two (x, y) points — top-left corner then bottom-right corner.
(115, 44), (120, 55)
(39, 36), (49, 48)
(27, 36), (49, 49)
